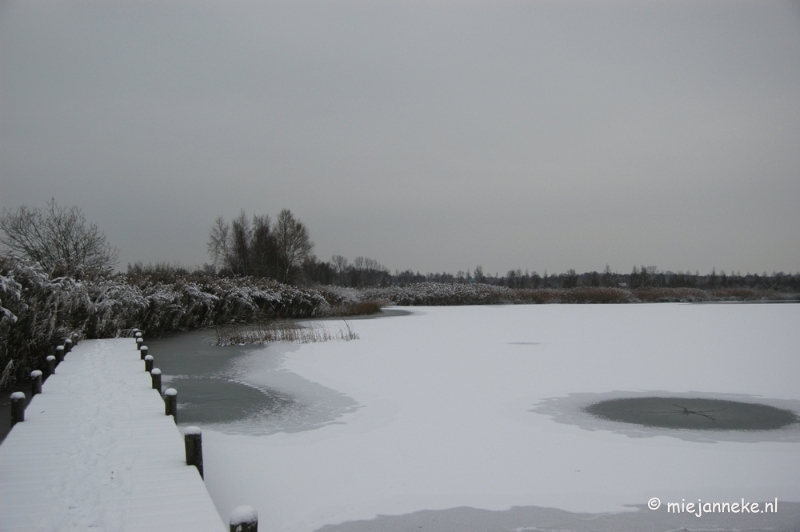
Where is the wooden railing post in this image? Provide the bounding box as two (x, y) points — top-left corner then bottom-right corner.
(230, 506), (258, 532)
(184, 426), (203, 478)
(10, 392), (25, 425)
(140, 345), (148, 361)
(144, 355), (154, 372)
(164, 388), (177, 423)
(31, 370), (43, 396)
(151, 368), (162, 394)
(45, 356), (56, 377)
(55, 345), (65, 363)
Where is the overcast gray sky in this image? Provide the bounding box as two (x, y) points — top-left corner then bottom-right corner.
(2, 0), (799, 276)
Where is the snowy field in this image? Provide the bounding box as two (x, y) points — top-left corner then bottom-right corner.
(198, 304), (800, 531)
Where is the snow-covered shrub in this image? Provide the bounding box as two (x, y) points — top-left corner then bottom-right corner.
(126, 275), (327, 332)
(0, 262), (333, 385)
(0, 257), (86, 383)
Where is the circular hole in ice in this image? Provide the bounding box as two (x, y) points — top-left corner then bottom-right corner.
(584, 397), (798, 431)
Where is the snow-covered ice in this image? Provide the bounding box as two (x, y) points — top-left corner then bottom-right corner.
(199, 303), (800, 531)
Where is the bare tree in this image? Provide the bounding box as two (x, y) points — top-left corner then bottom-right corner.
(250, 214), (279, 279)
(207, 216), (231, 271)
(0, 199), (118, 278)
(274, 209), (313, 284)
(207, 209), (313, 283)
(331, 255), (349, 275)
(229, 211), (251, 276)
(474, 265), (485, 284)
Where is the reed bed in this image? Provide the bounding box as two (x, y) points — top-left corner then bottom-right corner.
(214, 320), (358, 346)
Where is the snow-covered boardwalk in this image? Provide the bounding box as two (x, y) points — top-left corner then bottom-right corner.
(0, 338), (227, 532)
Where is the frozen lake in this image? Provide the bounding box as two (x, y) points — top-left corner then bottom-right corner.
(151, 303), (800, 531)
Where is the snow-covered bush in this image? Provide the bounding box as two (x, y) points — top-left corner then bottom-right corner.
(0, 261), (332, 385)
(0, 257), (86, 384)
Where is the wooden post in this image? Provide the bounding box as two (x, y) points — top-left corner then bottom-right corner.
(64, 338), (73, 354)
(55, 345), (65, 363)
(134, 331), (142, 339)
(71, 332), (79, 346)
(136, 337), (144, 351)
(10, 392), (25, 425)
(31, 370), (43, 395)
(45, 356), (56, 376)
(140, 345), (148, 361)
(164, 388), (177, 423)
(144, 355), (154, 372)
(151, 368), (162, 394)
(230, 506), (258, 532)
(184, 426), (204, 478)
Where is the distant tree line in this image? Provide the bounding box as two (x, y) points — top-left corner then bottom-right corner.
(2, 199), (797, 295)
(297, 260), (800, 293)
(198, 208), (799, 293)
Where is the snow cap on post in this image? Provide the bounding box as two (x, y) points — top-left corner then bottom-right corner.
(230, 505), (258, 532)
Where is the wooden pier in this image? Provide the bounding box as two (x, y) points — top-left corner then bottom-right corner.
(0, 338), (229, 531)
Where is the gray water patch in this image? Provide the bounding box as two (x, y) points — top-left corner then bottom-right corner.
(208, 346), (361, 435)
(531, 390), (800, 443)
(145, 329), (360, 435)
(168, 376), (294, 425)
(585, 397), (797, 431)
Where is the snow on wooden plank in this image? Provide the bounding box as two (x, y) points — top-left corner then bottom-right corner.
(0, 339), (227, 532)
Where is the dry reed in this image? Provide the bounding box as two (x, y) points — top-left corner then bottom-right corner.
(214, 320), (358, 346)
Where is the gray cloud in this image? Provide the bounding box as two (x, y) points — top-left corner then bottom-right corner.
(2, 0), (799, 275)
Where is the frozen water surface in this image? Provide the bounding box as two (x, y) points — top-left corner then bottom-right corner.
(155, 304), (800, 531)
(146, 329), (359, 434)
